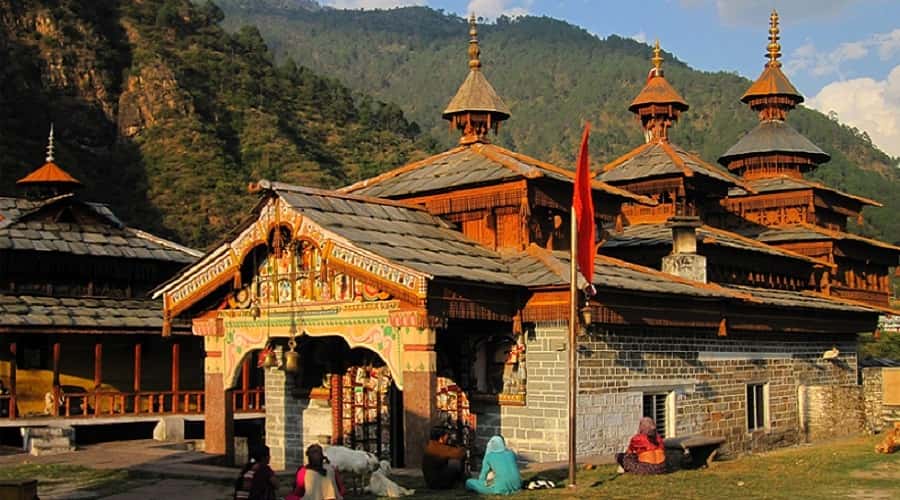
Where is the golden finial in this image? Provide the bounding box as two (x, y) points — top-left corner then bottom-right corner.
(767, 9), (781, 67)
(46, 123), (55, 163)
(652, 39), (663, 74)
(468, 13), (481, 70)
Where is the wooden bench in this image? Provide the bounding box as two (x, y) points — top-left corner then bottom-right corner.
(664, 435), (726, 470)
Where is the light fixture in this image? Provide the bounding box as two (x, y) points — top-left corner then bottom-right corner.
(580, 304), (592, 326)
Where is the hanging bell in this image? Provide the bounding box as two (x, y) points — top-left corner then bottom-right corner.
(284, 338), (300, 373)
(262, 349), (278, 369)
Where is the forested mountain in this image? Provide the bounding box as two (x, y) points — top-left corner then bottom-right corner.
(0, 0), (427, 247)
(216, 2), (900, 244)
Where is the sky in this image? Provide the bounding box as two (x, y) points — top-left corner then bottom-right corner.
(322, 0), (900, 159)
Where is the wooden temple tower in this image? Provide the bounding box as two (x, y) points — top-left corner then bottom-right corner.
(715, 11), (900, 308)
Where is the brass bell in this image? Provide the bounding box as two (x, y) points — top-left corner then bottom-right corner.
(284, 350), (300, 373)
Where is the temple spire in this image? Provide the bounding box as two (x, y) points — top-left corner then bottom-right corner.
(468, 13), (481, 70)
(46, 123), (55, 163)
(442, 13), (510, 145)
(767, 9), (781, 68)
(628, 40), (688, 143)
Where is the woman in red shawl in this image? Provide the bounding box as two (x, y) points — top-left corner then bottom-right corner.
(615, 417), (667, 474)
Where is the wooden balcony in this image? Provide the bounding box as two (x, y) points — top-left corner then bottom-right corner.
(831, 286), (890, 308)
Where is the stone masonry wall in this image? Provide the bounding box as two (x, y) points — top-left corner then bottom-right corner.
(862, 367), (884, 432)
(575, 328), (858, 457)
(473, 325), (569, 463)
(801, 384), (864, 441)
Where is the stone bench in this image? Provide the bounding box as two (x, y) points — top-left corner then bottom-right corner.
(664, 435), (725, 470)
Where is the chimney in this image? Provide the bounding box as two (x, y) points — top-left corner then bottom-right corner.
(661, 216), (707, 283)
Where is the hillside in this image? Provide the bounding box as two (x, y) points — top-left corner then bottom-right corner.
(0, 0), (427, 247)
(216, 2), (900, 244)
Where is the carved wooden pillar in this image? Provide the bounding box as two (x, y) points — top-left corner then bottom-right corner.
(171, 342), (181, 412)
(401, 328), (437, 468)
(52, 341), (61, 416)
(94, 343), (103, 390)
(8, 342), (16, 420)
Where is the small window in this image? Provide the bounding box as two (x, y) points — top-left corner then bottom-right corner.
(747, 383), (769, 431)
(642, 392), (672, 438)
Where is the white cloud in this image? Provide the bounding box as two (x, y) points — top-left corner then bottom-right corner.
(322, 0), (424, 9)
(807, 65), (900, 157)
(785, 29), (900, 79)
(630, 31), (647, 44)
(467, 0), (534, 19)
(693, 0), (856, 26)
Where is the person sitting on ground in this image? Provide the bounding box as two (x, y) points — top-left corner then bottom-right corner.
(234, 445), (278, 500)
(616, 417), (667, 475)
(286, 443), (346, 500)
(465, 435), (521, 495)
(422, 426), (466, 489)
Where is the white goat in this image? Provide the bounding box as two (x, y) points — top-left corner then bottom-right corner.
(324, 446), (380, 494)
(366, 460), (415, 498)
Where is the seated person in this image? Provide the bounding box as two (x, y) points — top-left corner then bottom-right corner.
(422, 427), (465, 489)
(616, 417), (666, 475)
(465, 435), (521, 495)
(287, 443), (345, 500)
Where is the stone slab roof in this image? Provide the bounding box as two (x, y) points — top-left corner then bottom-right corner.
(602, 223), (830, 267)
(0, 195), (200, 263)
(727, 175), (881, 207)
(0, 294), (185, 332)
(722, 284), (872, 313)
(339, 143), (651, 204)
(599, 140), (747, 188)
(719, 120), (829, 165)
(742, 224), (900, 254)
(274, 183), (520, 286)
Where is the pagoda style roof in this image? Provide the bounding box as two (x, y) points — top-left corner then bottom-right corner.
(16, 161), (82, 187)
(340, 143), (653, 204)
(599, 140), (749, 189)
(0, 195), (200, 263)
(629, 71), (688, 112)
(743, 223), (900, 254)
(741, 64), (803, 104)
(718, 120), (830, 165)
(0, 294), (189, 333)
(443, 69), (511, 120)
(727, 175), (882, 207)
(602, 222), (832, 267)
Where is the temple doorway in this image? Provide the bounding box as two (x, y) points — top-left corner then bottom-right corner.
(292, 336), (403, 466)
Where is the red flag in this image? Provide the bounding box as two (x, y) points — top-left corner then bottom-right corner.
(572, 123), (595, 285)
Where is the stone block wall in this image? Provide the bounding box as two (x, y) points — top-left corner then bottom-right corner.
(862, 367), (900, 432)
(800, 384), (864, 441)
(575, 328), (858, 457)
(264, 363), (334, 471)
(473, 324), (569, 463)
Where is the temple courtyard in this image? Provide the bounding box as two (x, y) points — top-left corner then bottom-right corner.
(0, 435), (897, 499)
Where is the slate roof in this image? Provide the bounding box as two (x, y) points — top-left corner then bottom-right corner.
(727, 176), (881, 207)
(598, 140), (748, 189)
(742, 224), (900, 254)
(443, 69), (510, 119)
(340, 143), (652, 203)
(0, 195), (200, 263)
(721, 285), (873, 313)
(719, 120), (829, 166)
(602, 223), (829, 267)
(629, 72), (688, 112)
(272, 182), (520, 286)
(0, 294), (184, 332)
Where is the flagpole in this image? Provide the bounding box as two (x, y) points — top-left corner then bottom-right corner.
(568, 204), (578, 488)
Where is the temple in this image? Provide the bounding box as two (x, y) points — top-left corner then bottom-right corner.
(154, 13), (892, 471)
(0, 128), (264, 452)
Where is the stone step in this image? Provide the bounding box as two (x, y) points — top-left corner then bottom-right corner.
(24, 425), (75, 438)
(30, 443), (77, 456)
(31, 436), (73, 448)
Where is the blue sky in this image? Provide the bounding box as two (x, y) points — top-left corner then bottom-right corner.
(323, 0), (900, 157)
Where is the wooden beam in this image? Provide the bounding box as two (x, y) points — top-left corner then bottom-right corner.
(171, 342), (180, 394)
(52, 341), (60, 417)
(241, 356), (250, 410)
(8, 342), (16, 420)
(94, 343), (102, 389)
(134, 342), (142, 393)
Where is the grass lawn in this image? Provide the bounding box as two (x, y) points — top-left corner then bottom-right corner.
(394, 434), (900, 500)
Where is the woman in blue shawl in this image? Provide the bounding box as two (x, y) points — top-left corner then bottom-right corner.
(465, 435), (521, 495)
